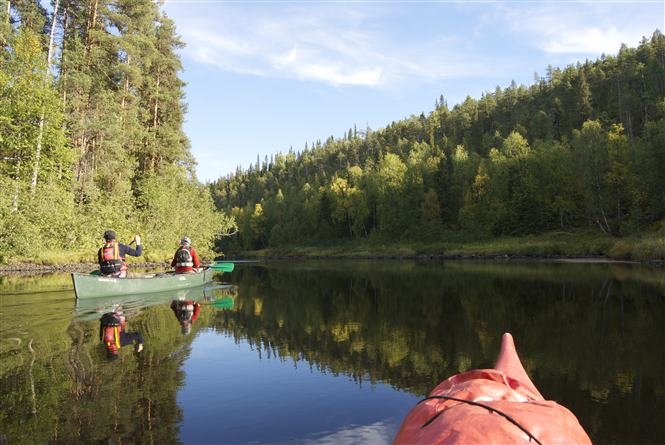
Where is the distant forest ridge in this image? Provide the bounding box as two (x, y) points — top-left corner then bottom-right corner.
(210, 30), (665, 252)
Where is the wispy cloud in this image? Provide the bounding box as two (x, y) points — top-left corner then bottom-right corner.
(493, 2), (659, 56)
(540, 27), (634, 55)
(164, 3), (498, 87)
(164, 1), (663, 88)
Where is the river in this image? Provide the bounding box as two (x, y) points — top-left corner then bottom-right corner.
(1, 259), (663, 444)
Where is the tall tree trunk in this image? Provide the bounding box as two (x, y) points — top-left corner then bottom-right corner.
(46, 0), (58, 69)
(153, 72), (160, 128)
(121, 54), (130, 112)
(85, 0), (98, 52)
(60, 8), (69, 109)
(31, 0), (60, 194)
(12, 157), (21, 212)
(30, 117), (45, 192)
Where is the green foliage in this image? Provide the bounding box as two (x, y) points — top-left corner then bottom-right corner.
(329, 174), (369, 238)
(0, 2), (235, 264)
(210, 31), (665, 256)
(630, 118), (665, 225)
(421, 189), (442, 226)
(0, 28), (68, 186)
(0, 27), (76, 258)
(135, 168), (236, 260)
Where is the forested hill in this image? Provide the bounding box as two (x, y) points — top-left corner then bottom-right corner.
(211, 31), (665, 253)
(1, 1), (234, 263)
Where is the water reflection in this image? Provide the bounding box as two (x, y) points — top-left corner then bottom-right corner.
(171, 299), (201, 335)
(0, 261), (664, 444)
(73, 282), (238, 321)
(99, 310), (144, 361)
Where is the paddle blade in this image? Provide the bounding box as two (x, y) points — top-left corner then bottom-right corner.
(212, 297), (234, 309)
(210, 262), (235, 272)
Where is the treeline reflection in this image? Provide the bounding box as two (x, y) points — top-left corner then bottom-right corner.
(211, 261), (665, 443)
(0, 261), (663, 444)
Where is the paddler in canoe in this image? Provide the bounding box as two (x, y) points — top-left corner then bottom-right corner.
(98, 230), (142, 277)
(171, 236), (202, 273)
(393, 333), (592, 444)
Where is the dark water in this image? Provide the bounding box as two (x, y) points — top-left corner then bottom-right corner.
(1, 260), (664, 444)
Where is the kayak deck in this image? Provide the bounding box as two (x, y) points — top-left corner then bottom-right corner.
(393, 333), (591, 445)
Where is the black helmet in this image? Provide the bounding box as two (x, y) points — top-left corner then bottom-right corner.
(103, 230), (116, 241)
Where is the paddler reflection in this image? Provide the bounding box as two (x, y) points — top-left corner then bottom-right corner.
(99, 308), (144, 361)
(171, 298), (200, 335)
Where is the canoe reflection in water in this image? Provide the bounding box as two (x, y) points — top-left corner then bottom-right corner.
(394, 333), (592, 445)
(170, 299), (201, 335)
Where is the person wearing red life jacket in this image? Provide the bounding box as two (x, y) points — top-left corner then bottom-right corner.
(98, 230), (142, 277)
(170, 299), (201, 335)
(99, 310), (144, 361)
(171, 237), (201, 274)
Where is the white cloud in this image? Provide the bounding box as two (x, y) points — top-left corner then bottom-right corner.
(540, 27), (634, 55)
(494, 2), (660, 56)
(164, 3), (496, 87)
(274, 46), (298, 68)
(164, 1), (663, 90)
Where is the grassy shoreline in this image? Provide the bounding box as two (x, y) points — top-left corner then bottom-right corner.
(232, 230), (665, 263)
(2, 231), (664, 270)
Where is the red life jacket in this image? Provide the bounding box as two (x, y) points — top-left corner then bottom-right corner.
(99, 240), (126, 275)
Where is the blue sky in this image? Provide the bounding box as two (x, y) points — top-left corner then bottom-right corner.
(161, 1), (665, 183)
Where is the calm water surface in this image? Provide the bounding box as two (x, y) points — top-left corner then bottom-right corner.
(1, 260), (664, 444)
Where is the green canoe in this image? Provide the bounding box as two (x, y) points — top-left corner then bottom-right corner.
(73, 283), (236, 322)
(72, 267), (216, 299)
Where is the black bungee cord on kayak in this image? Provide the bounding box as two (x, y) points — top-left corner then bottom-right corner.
(416, 395), (544, 445)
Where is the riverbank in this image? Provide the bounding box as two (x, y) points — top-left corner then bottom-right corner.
(2, 230), (664, 271)
(229, 230), (665, 264)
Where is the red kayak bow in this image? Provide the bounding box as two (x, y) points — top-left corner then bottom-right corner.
(393, 333), (592, 444)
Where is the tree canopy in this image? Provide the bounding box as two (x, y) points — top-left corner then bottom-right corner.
(210, 30), (665, 252)
(1, 0), (235, 262)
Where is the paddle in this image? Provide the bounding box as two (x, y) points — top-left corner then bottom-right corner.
(211, 296), (234, 309)
(208, 262), (235, 272)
